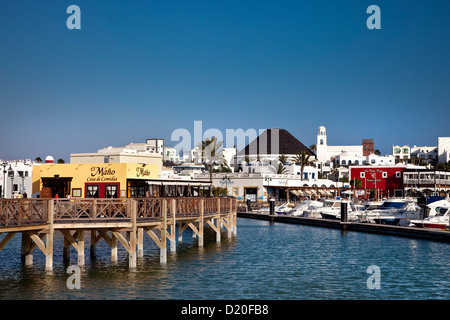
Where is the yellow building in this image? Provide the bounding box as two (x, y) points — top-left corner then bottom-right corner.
(32, 163), (160, 198)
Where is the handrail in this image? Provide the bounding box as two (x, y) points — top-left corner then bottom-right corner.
(0, 197), (237, 227)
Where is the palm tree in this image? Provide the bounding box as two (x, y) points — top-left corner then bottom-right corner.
(291, 151), (315, 180)
(309, 144), (317, 155)
(330, 167), (339, 182)
(269, 161), (288, 175)
(278, 154), (289, 164)
(197, 137), (223, 193)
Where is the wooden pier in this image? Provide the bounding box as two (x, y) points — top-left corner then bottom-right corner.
(0, 197), (237, 271)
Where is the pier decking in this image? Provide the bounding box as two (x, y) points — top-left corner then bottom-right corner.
(0, 197), (237, 270)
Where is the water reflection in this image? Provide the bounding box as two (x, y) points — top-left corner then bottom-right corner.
(1, 219), (450, 299)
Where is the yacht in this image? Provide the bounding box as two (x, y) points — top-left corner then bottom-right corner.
(257, 202), (290, 215)
(275, 202), (292, 214)
(411, 200), (450, 230)
(286, 200), (324, 216)
(318, 199), (357, 221)
(366, 198), (421, 226)
(354, 200), (384, 222)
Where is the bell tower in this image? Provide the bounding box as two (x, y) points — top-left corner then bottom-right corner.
(316, 126), (328, 164)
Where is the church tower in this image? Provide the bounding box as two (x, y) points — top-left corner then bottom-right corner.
(316, 126), (328, 164)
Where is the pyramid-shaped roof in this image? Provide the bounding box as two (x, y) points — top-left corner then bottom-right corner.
(237, 128), (314, 156)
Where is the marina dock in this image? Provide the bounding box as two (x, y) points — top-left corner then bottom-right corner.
(238, 211), (450, 243)
(0, 197), (237, 271)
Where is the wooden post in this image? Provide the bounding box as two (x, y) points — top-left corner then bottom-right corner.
(45, 199), (54, 271)
(111, 231), (118, 263)
(129, 199), (137, 269)
(21, 232), (33, 266)
(63, 234), (70, 263)
(227, 198), (233, 238)
(178, 221), (183, 242)
(90, 230), (97, 259)
(137, 228), (144, 258)
(198, 198), (204, 247)
(170, 199), (176, 252)
(160, 199), (167, 264)
(234, 198), (237, 236)
(216, 198), (221, 243)
(77, 229), (85, 266)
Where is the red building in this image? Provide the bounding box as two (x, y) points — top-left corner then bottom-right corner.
(349, 165), (406, 199)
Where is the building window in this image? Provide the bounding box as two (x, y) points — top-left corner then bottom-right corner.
(360, 172), (365, 178)
(87, 185), (100, 198)
(320, 139), (324, 145)
(106, 185), (119, 198)
(72, 188), (82, 197)
(382, 172), (387, 178)
(396, 172), (401, 178)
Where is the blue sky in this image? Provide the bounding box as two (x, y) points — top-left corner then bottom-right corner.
(0, 0), (449, 161)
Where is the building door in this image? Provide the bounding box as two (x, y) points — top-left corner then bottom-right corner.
(42, 177), (72, 198)
(244, 187), (258, 202)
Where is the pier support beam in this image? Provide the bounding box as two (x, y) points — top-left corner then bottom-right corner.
(77, 230), (85, 266)
(111, 231), (118, 262)
(137, 228), (144, 258)
(61, 230), (85, 266)
(45, 200), (54, 272)
(90, 230), (96, 259)
(160, 200), (167, 264)
(129, 199), (137, 269)
(199, 199), (204, 247)
(169, 199), (176, 253)
(216, 198), (221, 243)
(178, 221), (183, 243)
(21, 232), (33, 266)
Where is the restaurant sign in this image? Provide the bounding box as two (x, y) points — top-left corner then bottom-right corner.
(87, 166), (118, 182)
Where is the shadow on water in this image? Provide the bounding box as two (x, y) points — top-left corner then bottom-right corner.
(0, 226), (237, 299)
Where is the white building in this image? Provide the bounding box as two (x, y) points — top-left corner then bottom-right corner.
(438, 137), (450, 163)
(0, 159), (38, 198)
(70, 139), (163, 168)
(198, 172), (346, 202)
(392, 145), (410, 162)
(316, 126), (364, 167)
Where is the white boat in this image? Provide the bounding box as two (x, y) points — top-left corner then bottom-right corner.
(318, 199), (358, 221)
(354, 201), (384, 222)
(257, 202), (290, 214)
(366, 198), (421, 226)
(411, 200), (450, 229)
(275, 202), (291, 214)
(286, 200), (324, 216)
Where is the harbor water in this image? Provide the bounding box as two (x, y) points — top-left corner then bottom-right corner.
(0, 217), (449, 300)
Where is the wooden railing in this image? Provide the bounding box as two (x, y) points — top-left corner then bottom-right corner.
(0, 197), (236, 227)
(0, 199), (49, 226)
